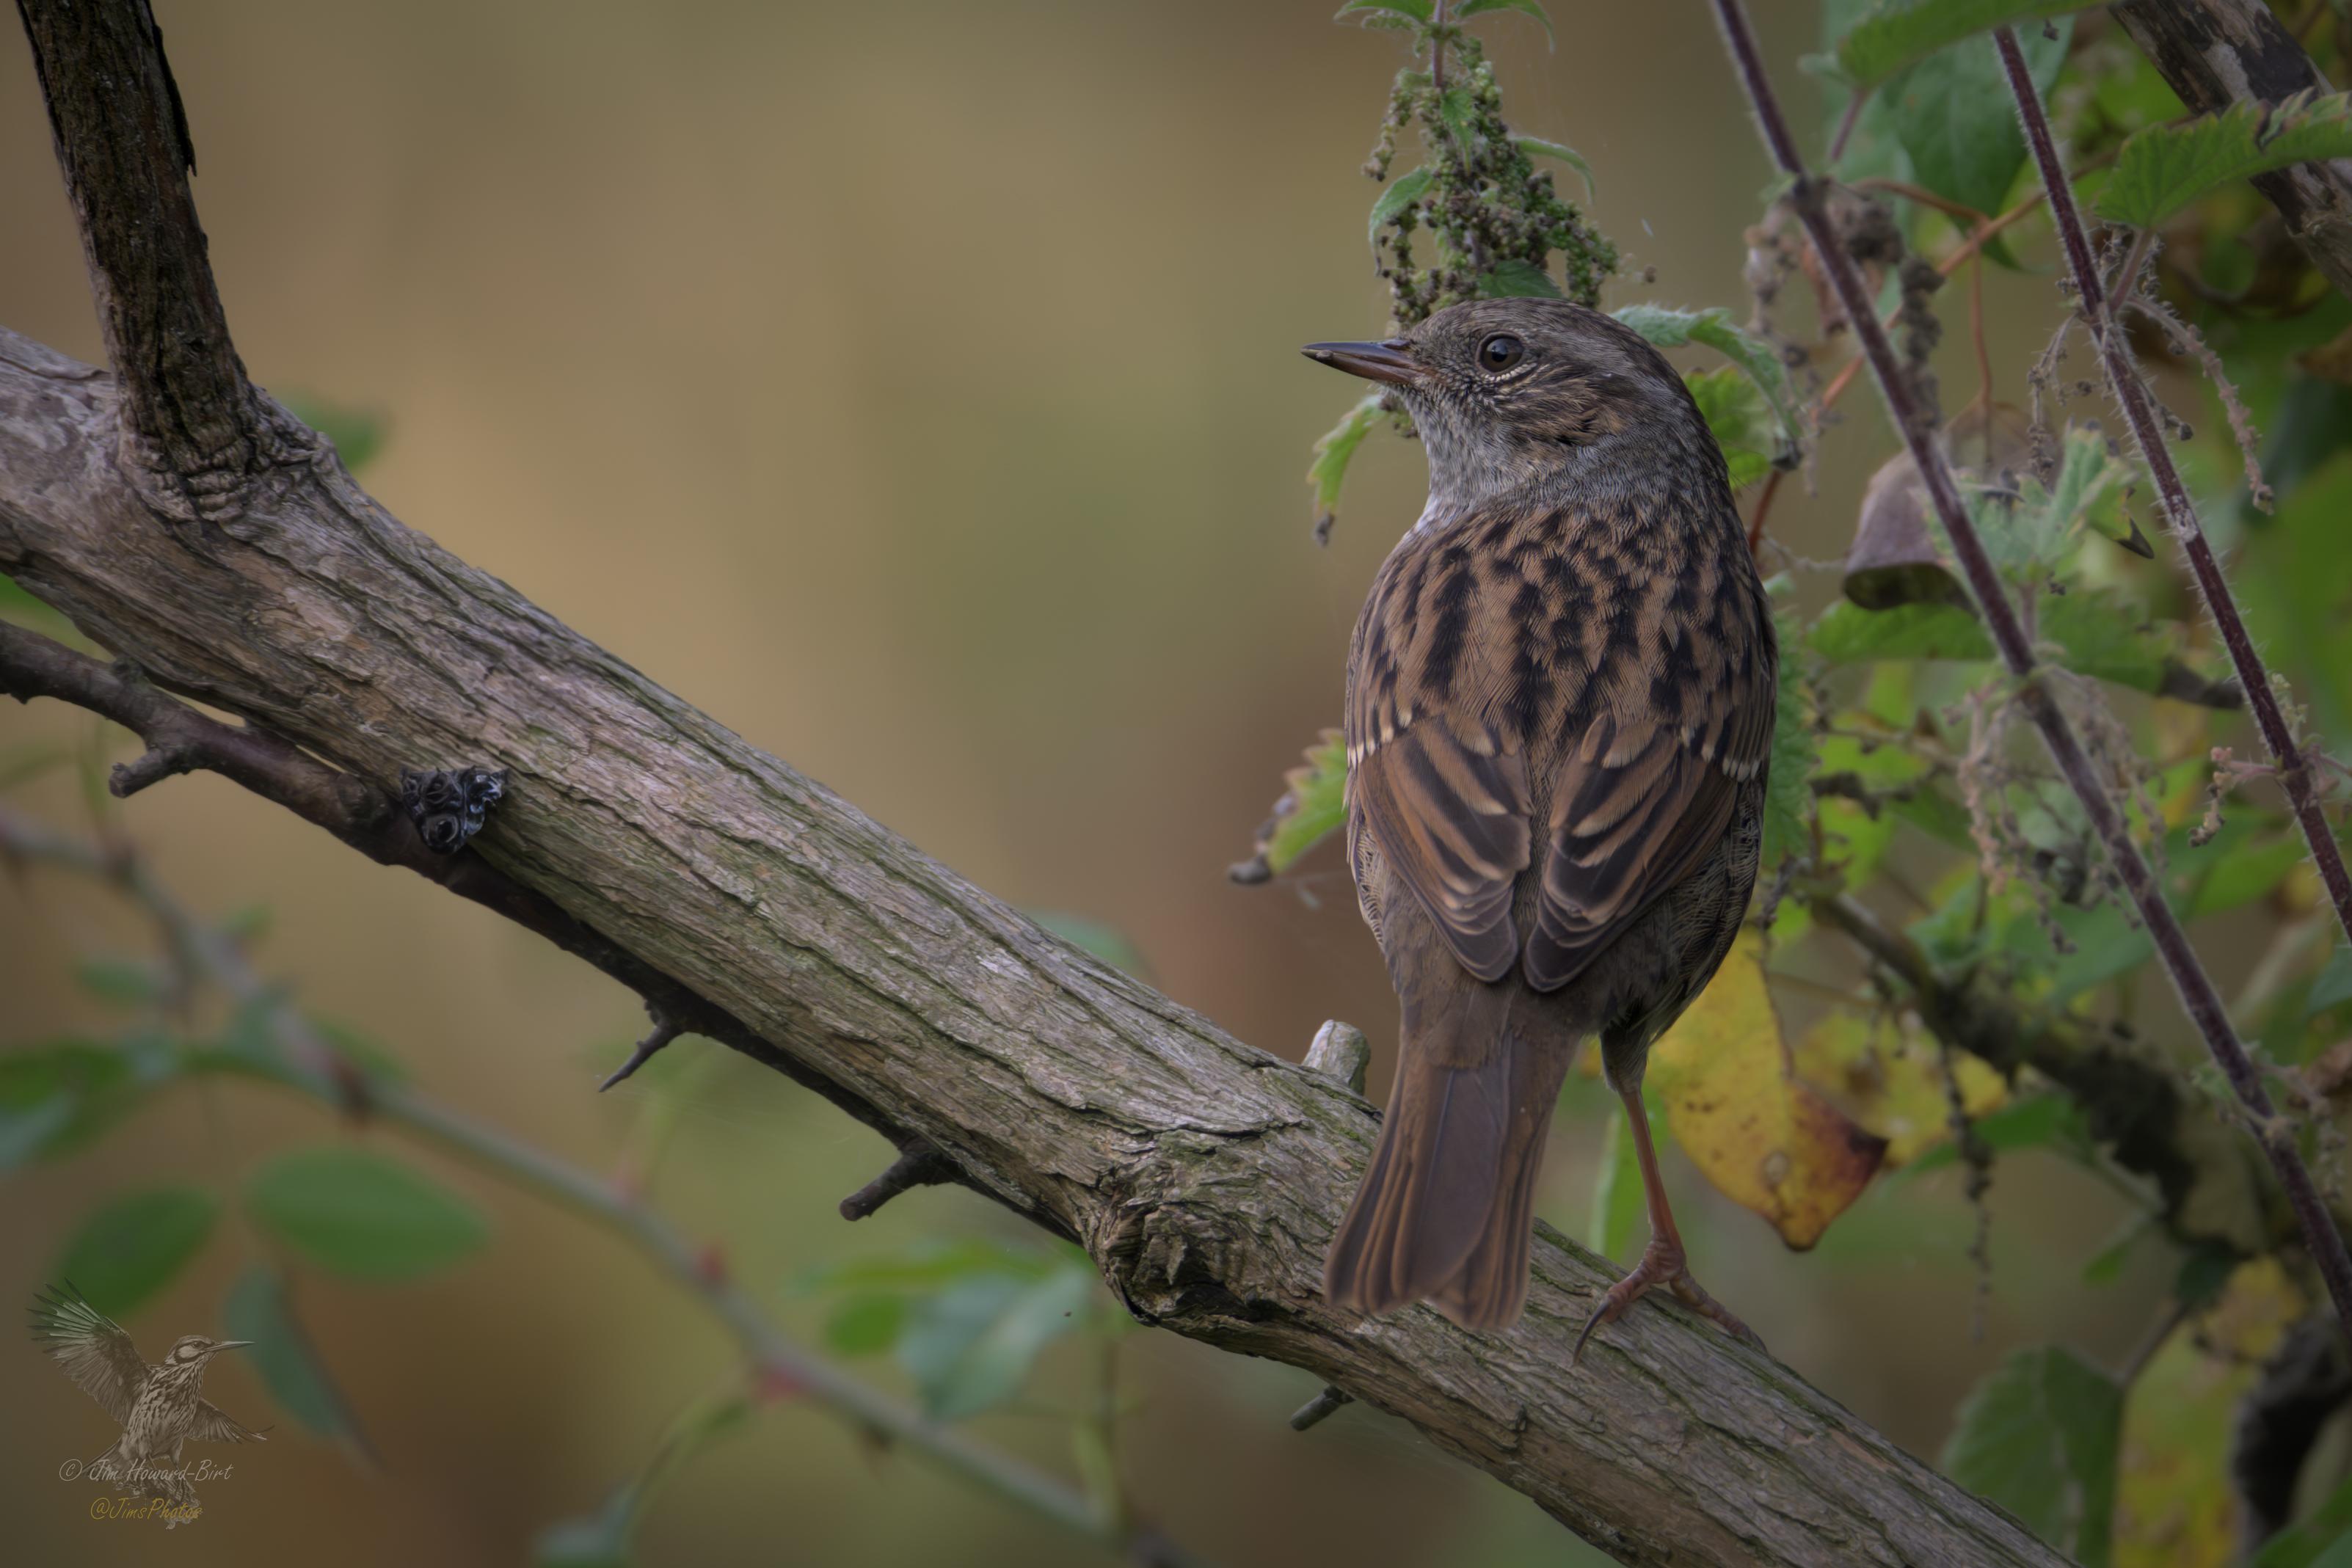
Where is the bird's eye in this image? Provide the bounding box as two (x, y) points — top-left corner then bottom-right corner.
(1479, 334), (1525, 372)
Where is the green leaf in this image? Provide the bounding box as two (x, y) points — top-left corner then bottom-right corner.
(280, 395), (386, 475)
(1455, 0), (1553, 45)
(1367, 166), (1432, 253)
(1967, 427), (2138, 575)
(1807, 594), (2178, 694)
(1438, 87), (1482, 149)
(2311, 946), (2352, 1016)
(73, 955), (169, 1007)
(2080, 1212), (2152, 1286)
(1812, 599), (1992, 664)
(55, 1186), (219, 1316)
(1587, 1107), (1646, 1262)
(1898, 1094), (2088, 1176)
(1684, 366), (1777, 489)
(1478, 258), (1562, 299)
(1762, 600), (1813, 867)
(223, 1265), (371, 1448)
(245, 1146), (487, 1282)
(535, 1390), (754, 1568)
(1835, 1), (2103, 91)
(0, 1040), (165, 1169)
(1512, 135), (1595, 200)
(823, 1292), (910, 1357)
(1942, 1344), (2122, 1566)
(1884, 19), (2069, 259)
(899, 1263), (1097, 1420)
(2098, 90), (2352, 231)
(1614, 304), (1804, 460)
(1336, 0), (1433, 21)
(1308, 393), (1386, 528)
(1261, 732), (1348, 876)
(2254, 1472), (2352, 1568)
(2188, 832), (2304, 918)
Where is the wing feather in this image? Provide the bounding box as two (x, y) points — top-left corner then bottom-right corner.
(1523, 624), (1775, 992)
(29, 1282), (148, 1424)
(184, 1399), (268, 1445)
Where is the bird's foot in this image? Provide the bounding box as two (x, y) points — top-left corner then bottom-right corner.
(1572, 1234), (1764, 1365)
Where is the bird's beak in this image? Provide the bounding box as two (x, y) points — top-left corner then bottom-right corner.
(1301, 338), (1422, 386)
(214, 1341), (252, 1351)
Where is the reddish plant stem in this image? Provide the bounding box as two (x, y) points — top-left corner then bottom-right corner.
(1708, 0), (2352, 1343)
(1990, 24), (2352, 954)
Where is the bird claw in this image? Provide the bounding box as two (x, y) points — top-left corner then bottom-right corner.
(1572, 1235), (1763, 1365)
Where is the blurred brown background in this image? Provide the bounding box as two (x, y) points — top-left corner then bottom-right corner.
(0, 3), (2162, 1564)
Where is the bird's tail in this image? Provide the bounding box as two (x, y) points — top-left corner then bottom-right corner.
(1323, 985), (1570, 1331)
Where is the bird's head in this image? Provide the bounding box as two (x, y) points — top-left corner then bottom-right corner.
(1303, 297), (1715, 513)
(161, 1334), (250, 1368)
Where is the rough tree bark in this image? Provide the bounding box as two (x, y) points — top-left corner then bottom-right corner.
(0, 4), (2068, 1564)
(2114, 0), (2352, 302)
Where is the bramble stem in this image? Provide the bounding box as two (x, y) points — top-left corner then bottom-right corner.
(1706, 0), (2352, 1344)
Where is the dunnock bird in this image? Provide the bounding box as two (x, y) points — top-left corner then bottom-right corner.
(1303, 297), (1775, 1349)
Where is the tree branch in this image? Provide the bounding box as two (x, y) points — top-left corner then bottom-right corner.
(11, 0), (296, 518)
(1706, 0), (2352, 1345)
(1992, 22), (2352, 967)
(0, 4), (2075, 1561)
(2112, 0), (2352, 305)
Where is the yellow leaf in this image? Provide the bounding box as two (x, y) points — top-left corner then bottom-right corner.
(1648, 933), (1888, 1248)
(1792, 1008), (2006, 1168)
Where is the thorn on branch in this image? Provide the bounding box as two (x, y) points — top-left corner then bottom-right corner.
(839, 1140), (955, 1221)
(599, 1004), (687, 1091)
(1289, 1385), (1355, 1431)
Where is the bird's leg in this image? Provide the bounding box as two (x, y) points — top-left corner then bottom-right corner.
(1573, 1086), (1766, 1363)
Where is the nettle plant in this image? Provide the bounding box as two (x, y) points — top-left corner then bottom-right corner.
(1245, 1), (2352, 1561)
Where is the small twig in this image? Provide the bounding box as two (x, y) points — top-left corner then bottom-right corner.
(839, 1140), (955, 1221)
(1288, 1387), (1355, 1432)
(110, 740), (205, 797)
(600, 1003), (688, 1091)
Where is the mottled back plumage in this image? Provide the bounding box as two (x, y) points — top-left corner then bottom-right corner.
(1305, 299), (1775, 1334)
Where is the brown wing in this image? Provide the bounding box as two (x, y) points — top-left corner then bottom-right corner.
(29, 1282), (148, 1424)
(1345, 535), (1532, 982)
(184, 1400), (268, 1445)
(1523, 569), (1776, 991)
